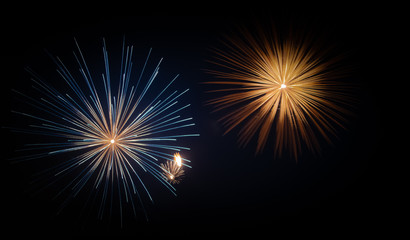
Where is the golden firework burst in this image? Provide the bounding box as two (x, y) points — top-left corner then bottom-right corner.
(161, 152), (185, 184)
(206, 24), (352, 158)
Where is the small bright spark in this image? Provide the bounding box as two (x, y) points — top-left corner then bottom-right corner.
(174, 152), (182, 167)
(280, 83), (287, 89)
(110, 139), (115, 144)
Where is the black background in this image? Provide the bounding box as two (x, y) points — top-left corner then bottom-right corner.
(1, 5), (397, 237)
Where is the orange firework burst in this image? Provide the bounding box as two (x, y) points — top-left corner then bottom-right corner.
(206, 24), (352, 158)
(161, 152), (185, 184)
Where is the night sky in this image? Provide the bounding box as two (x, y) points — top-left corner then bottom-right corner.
(1, 7), (393, 237)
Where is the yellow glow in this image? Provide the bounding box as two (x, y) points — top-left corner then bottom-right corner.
(110, 139), (115, 144)
(280, 83), (287, 89)
(174, 152), (182, 167)
(169, 174), (174, 180)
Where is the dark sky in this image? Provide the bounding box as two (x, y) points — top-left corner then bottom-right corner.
(1, 7), (393, 237)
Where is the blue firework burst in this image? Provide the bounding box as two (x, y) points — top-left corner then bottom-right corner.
(9, 37), (199, 222)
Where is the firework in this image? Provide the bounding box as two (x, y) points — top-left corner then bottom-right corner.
(160, 152), (185, 184)
(10, 38), (199, 221)
(206, 24), (351, 158)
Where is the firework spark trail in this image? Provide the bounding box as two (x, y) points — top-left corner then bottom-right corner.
(10, 38), (199, 222)
(206, 25), (352, 158)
